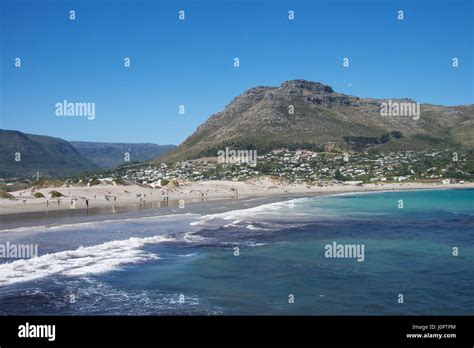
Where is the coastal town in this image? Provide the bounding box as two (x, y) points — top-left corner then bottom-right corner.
(0, 149), (474, 198)
(89, 148), (472, 187)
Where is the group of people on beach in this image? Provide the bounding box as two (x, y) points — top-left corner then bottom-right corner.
(37, 189), (179, 211)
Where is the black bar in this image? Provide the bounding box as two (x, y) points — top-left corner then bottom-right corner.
(0, 316), (472, 346)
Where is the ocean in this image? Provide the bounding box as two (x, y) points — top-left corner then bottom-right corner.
(0, 189), (472, 315)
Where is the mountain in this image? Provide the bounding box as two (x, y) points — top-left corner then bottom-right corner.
(158, 80), (474, 162)
(0, 130), (99, 178)
(70, 142), (176, 168)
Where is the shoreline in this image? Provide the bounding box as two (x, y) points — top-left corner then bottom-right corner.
(1, 180), (472, 230)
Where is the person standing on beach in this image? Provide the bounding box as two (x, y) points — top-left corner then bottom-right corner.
(86, 199), (89, 208)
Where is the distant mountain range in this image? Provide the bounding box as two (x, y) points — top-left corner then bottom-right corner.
(70, 142), (176, 168)
(0, 130), (99, 178)
(0, 130), (175, 178)
(158, 79), (474, 162)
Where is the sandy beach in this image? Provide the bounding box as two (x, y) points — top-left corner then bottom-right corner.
(1, 177), (472, 216)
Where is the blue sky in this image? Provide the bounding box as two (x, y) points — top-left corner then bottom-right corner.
(1, 0), (472, 145)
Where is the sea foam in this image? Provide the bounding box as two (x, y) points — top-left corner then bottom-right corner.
(0, 235), (173, 286)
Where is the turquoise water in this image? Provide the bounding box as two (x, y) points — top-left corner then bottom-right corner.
(0, 189), (472, 315)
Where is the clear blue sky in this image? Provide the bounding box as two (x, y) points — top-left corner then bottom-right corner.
(1, 0), (472, 145)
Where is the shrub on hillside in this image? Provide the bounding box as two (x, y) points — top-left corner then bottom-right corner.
(0, 191), (15, 200)
(171, 179), (180, 187)
(49, 190), (64, 198)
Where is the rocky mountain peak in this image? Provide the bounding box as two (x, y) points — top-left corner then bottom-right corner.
(157, 79), (474, 162)
(280, 79), (334, 94)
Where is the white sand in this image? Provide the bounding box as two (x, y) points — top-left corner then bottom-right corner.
(1, 177), (472, 215)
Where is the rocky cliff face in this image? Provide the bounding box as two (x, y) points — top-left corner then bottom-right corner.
(158, 79), (474, 162)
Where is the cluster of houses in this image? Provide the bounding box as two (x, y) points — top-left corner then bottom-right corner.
(109, 148), (470, 186)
